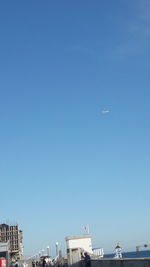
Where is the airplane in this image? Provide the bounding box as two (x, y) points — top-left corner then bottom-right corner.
(101, 109), (110, 114)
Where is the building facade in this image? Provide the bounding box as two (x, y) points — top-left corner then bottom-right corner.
(0, 241), (11, 265)
(0, 224), (23, 260)
(66, 234), (93, 265)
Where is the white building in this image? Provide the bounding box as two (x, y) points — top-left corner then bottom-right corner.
(65, 235), (92, 265)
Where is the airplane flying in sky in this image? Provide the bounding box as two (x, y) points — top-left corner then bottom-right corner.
(101, 109), (110, 114)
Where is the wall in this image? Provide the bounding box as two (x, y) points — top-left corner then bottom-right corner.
(66, 235), (92, 254)
(91, 259), (150, 267)
(71, 259), (150, 267)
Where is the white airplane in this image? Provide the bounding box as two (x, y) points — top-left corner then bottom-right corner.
(101, 109), (110, 114)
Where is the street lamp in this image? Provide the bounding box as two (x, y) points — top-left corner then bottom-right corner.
(47, 246), (50, 256)
(55, 242), (59, 257)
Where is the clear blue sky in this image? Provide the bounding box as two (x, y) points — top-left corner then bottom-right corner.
(0, 0), (150, 257)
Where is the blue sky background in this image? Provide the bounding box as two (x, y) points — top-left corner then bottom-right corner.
(0, 0), (150, 257)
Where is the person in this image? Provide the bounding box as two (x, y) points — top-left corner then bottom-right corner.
(42, 258), (46, 267)
(114, 243), (122, 258)
(14, 260), (19, 267)
(84, 252), (91, 267)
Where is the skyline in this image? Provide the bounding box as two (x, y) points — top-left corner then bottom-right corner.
(0, 0), (150, 257)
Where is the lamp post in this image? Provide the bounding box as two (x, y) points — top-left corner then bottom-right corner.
(55, 242), (59, 257)
(47, 246), (50, 256)
(42, 249), (44, 256)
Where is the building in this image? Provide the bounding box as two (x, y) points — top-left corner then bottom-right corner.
(0, 224), (23, 261)
(0, 241), (11, 266)
(65, 234), (92, 265)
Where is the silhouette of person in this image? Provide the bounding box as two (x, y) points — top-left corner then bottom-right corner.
(84, 252), (91, 267)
